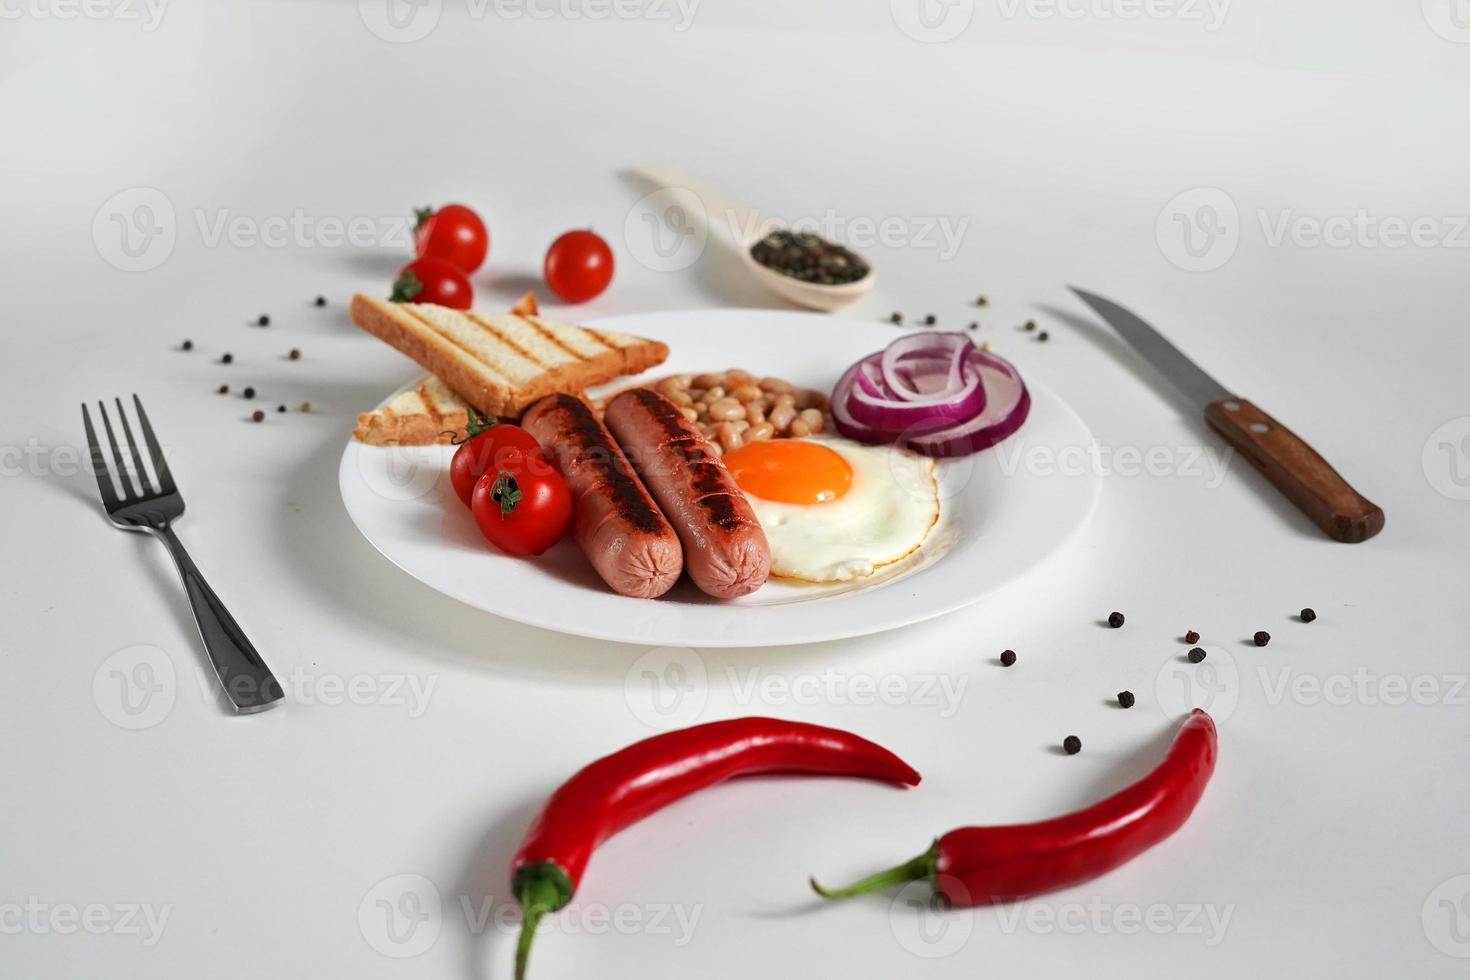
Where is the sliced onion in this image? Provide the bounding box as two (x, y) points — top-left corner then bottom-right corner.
(831, 334), (1030, 459)
(903, 349), (1030, 458)
(845, 353), (985, 431)
(880, 332), (970, 400)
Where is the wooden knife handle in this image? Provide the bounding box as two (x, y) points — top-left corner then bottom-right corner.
(1205, 398), (1384, 543)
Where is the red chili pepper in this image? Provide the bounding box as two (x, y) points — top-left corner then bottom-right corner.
(510, 717), (919, 978)
(811, 709), (1217, 905)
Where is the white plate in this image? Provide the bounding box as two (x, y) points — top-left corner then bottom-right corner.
(339, 310), (1098, 647)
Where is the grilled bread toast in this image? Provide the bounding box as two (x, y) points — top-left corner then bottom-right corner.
(353, 292), (538, 445)
(353, 375), (474, 446)
(349, 292), (668, 419)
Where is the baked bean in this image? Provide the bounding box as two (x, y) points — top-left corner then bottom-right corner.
(789, 418), (811, 438)
(717, 421), (744, 453)
(693, 373), (724, 389)
(798, 408), (825, 434)
(747, 422), (775, 441)
(744, 402), (766, 425)
(769, 404), (796, 430)
(704, 385), (725, 401)
(708, 398), (744, 421)
(760, 376), (794, 393)
(731, 419), (750, 435)
(732, 384), (762, 402)
(679, 406), (700, 423)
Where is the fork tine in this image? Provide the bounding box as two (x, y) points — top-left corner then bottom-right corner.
(114, 397), (155, 496)
(97, 400), (137, 500)
(81, 403), (121, 509)
(131, 394), (175, 495)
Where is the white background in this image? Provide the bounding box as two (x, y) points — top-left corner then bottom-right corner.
(3, 1), (1469, 977)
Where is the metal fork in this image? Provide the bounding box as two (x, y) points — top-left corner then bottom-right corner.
(82, 395), (283, 713)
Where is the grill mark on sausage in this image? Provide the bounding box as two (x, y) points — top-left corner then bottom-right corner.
(628, 388), (748, 532)
(547, 394), (665, 534)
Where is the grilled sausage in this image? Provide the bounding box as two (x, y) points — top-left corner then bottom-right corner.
(604, 388), (770, 599)
(522, 394), (682, 598)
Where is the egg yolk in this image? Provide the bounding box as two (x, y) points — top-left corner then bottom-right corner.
(723, 440), (853, 505)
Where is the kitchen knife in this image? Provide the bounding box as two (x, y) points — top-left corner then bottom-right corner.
(1069, 287), (1384, 543)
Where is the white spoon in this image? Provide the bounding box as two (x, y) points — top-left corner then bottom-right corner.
(630, 164), (875, 312)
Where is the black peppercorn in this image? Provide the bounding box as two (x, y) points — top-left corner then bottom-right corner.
(181, 339), (193, 351)
(1108, 611), (1125, 628)
(257, 314), (270, 327)
(1254, 631), (1271, 647)
(1037, 331), (1050, 342)
(922, 314), (936, 326)
(1300, 608), (1316, 623)
(251, 410), (265, 422)
(967, 321), (979, 331)
(1185, 630), (1200, 644)
(243, 386), (256, 399)
(299, 401), (312, 413)
(217, 384), (229, 395)
(975, 295), (988, 306)
(1117, 691), (1136, 709)
(289, 348), (301, 360)
(276, 404), (287, 413)
(1024, 320), (1036, 331)
(1188, 647), (1206, 663)
(1063, 735), (1082, 755)
(221, 353), (233, 364)
(889, 312), (903, 324)
(314, 295), (327, 307)
(1000, 649), (1017, 667)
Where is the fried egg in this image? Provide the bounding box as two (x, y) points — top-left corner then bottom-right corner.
(722, 437), (939, 583)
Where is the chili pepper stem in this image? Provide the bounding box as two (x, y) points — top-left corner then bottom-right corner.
(809, 841), (940, 900)
(515, 876), (564, 980)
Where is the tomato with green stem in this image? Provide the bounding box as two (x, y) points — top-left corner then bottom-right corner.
(392, 256), (472, 309)
(449, 412), (546, 507)
(415, 203), (489, 273)
(470, 452), (572, 556)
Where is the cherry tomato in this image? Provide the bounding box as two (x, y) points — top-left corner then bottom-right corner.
(544, 229), (614, 303)
(470, 451), (572, 557)
(415, 203), (489, 273)
(391, 256), (472, 309)
(449, 418), (546, 507)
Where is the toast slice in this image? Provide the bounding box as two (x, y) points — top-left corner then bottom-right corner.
(353, 375), (475, 446)
(353, 292), (539, 445)
(349, 291), (669, 419)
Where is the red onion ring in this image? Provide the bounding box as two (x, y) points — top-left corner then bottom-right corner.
(832, 334), (1030, 458)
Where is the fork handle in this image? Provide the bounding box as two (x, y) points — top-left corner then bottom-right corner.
(150, 524), (284, 712)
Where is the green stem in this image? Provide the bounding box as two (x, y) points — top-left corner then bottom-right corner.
(512, 862), (573, 980)
(809, 841), (939, 900)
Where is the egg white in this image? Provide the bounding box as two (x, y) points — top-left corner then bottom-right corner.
(741, 438), (940, 583)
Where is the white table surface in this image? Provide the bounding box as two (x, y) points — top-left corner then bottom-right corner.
(4, 3), (1469, 977)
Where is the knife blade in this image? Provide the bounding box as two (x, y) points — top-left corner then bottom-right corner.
(1068, 286), (1384, 543)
